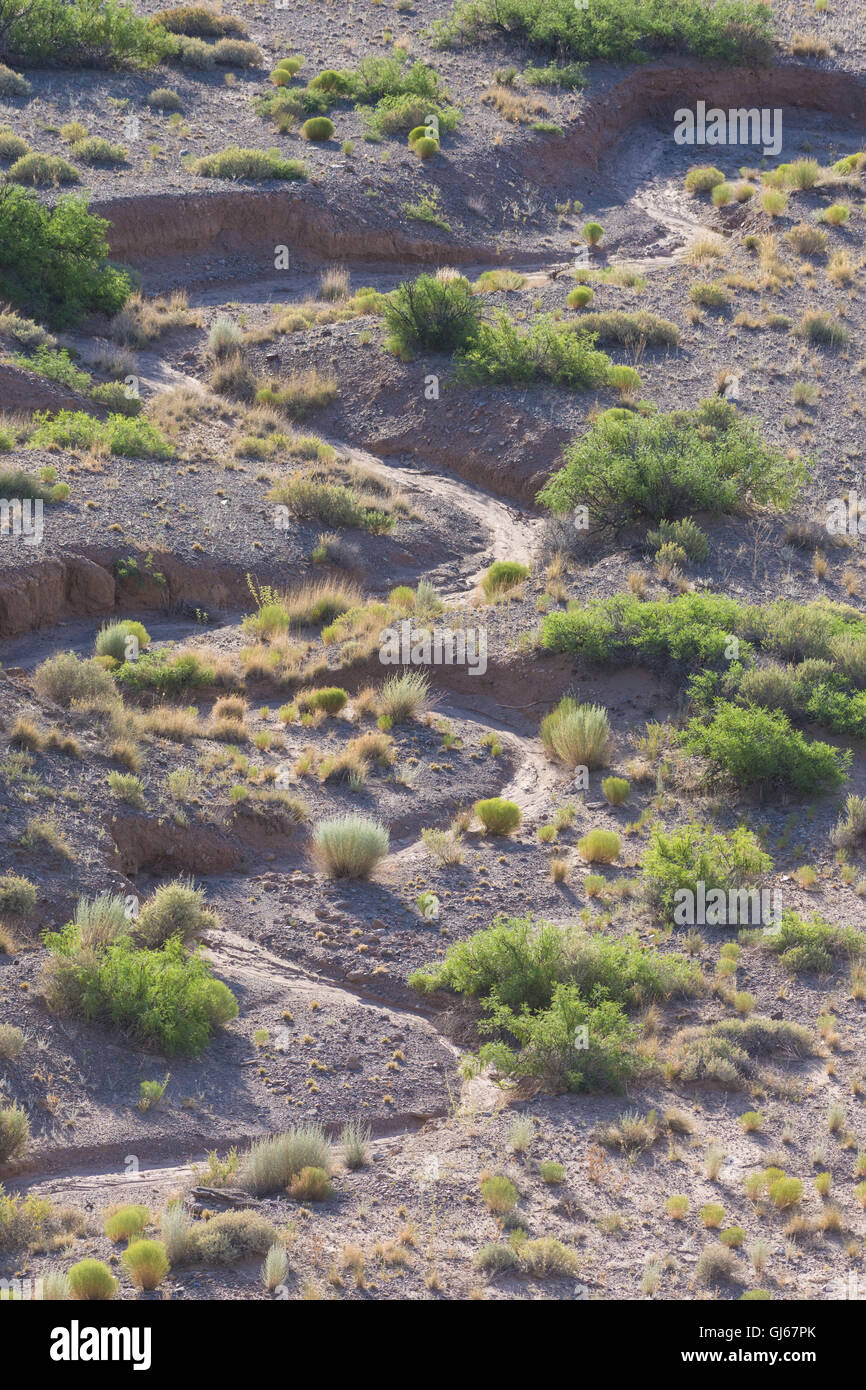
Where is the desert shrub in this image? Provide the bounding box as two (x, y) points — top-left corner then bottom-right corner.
(212, 38), (261, 65)
(95, 619), (150, 662)
(480, 984), (638, 1092)
(689, 281), (729, 308)
(538, 403), (806, 531)
(482, 559), (529, 597)
(383, 273), (480, 355)
(567, 285), (594, 309)
(0, 186), (131, 326)
(191, 146), (306, 180)
(410, 914), (701, 1011)
(831, 794), (866, 851)
(0, 1104), (28, 1164)
(454, 312), (610, 387)
(34, 651), (116, 706)
(0, 873), (36, 916)
(121, 1239), (169, 1290)
(0, 0), (167, 66)
(0, 1025), (24, 1059)
(298, 686), (348, 715)
(147, 87), (182, 111)
(696, 1243), (739, 1284)
(290, 1165), (333, 1201)
(9, 152), (79, 184)
(643, 822), (771, 922)
(601, 776), (629, 805)
(646, 518), (710, 562)
(476, 798), (522, 835)
(105, 1205), (149, 1242)
(681, 701), (849, 793)
(313, 814), (389, 877)
(115, 648), (215, 696)
(784, 222), (827, 257)
(67, 1259), (116, 1301)
(136, 880), (216, 949)
(70, 136), (126, 165)
(0, 127), (28, 159)
(684, 165), (726, 192)
(575, 309), (679, 346)
(540, 697), (610, 768)
(577, 829), (620, 863)
(240, 1126), (331, 1195)
(29, 409), (172, 458)
(768, 1177), (802, 1208)
(378, 670), (429, 721)
(480, 1174), (518, 1213)
(757, 910), (862, 974)
(42, 928), (238, 1055)
(0, 65), (31, 96)
(302, 116), (334, 141)
(475, 1241), (518, 1271)
(797, 311), (849, 348)
(152, 4), (247, 36)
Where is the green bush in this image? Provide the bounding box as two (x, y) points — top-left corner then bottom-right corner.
(136, 879), (216, 949)
(0, 1103), (29, 1164)
(453, 312), (610, 388)
(0, 873), (36, 916)
(413, 135), (439, 158)
(9, 152), (79, 184)
(240, 1126), (331, 1195)
(0, 187), (131, 326)
(681, 702), (849, 794)
(601, 776), (630, 804)
(574, 309), (679, 346)
(684, 165), (726, 192)
(152, 5), (248, 37)
(643, 822), (771, 923)
(475, 798), (522, 834)
(482, 560), (529, 597)
(105, 1205), (149, 1242)
(29, 409), (172, 458)
(757, 910), (863, 974)
(0, 0), (169, 68)
(42, 928), (238, 1056)
(312, 814), (389, 877)
(0, 65), (31, 96)
(567, 285), (594, 309)
(433, 0), (774, 64)
(33, 651), (117, 706)
(67, 1259), (116, 1301)
(480, 984), (638, 1093)
(383, 273), (481, 355)
(147, 87), (182, 111)
(191, 146), (306, 180)
(645, 517), (709, 562)
(114, 649), (215, 696)
(577, 828), (620, 862)
(409, 913), (701, 1012)
(95, 619), (150, 662)
(0, 127), (29, 159)
(70, 136), (126, 165)
(121, 1238), (170, 1290)
(538, 402), (806, 531)
(302, 116), (334, 141)
(540, 697), (610, 768)
(298, 686), (348, 714)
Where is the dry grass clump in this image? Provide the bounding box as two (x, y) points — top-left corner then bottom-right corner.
(312, 814), (389, 877)
(540, 698), (610, 769)
(239, 1126), (332, 1195)
(111, 292), (197, 346)
(481, 85), (548, 123)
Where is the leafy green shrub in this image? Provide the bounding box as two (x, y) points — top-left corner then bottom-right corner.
(302, 116), (334, 141)
(67, 1259), (116, 1301)
(42, 929), (238, 1055)
(312, 814), (389, 877)
(540, 697), (610, 768)
(757, 910), (862, 974)
(567, 285), (594, 309)
(475, 798), (522, 834)
(482, 560), (529, 597)
(413, 135), (439, 158)
(383, 273), (480, 355)
(240, 1126), (331, 1195)
(643, 822), (771, 923)
(409, 914), (701, 1012)
(453, 312), (610, 387)
(538, 402), (806, 531)
(682, 702), (849, 794)
(480, 984), (638, 1093)
(191, 146), (306, 180)
(1, 0), (168, 67)
(29, 409), (173, 458)
(121, 1239), (169, 1290)
(70, 137), (126, 165)
(0, 187), (131, 326)
(114, 649), (214, 696)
